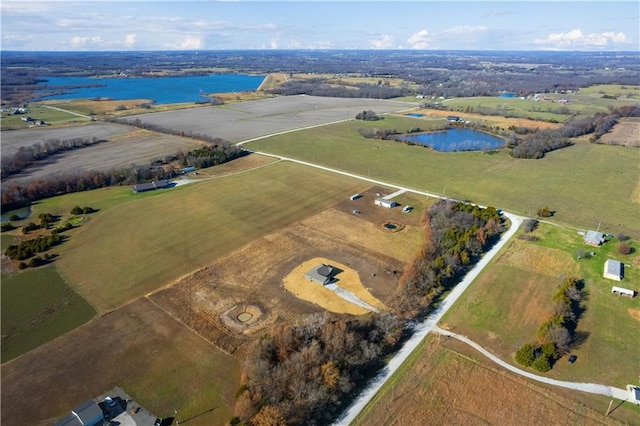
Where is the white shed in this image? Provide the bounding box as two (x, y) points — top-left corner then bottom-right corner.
(603, 259), (623, 281)
(611, 286), (635, 297)
(374, 198), (397, 209)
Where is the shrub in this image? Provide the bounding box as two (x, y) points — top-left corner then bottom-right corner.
(541, 341), (559, 361)
(617, 242), (631, 255)
(515, 343), (536, 367)
(523, 219), (538, 233)
(531, 355), (552, 372)
(617, 232), (630, 241)
(18, 262), (27, 270)
(70, 206), (83, 215)
(536, 207), (552, 217)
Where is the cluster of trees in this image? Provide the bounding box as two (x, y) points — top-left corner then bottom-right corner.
(356, 128), (399, 140)
(17, 253), (54, 269)
(237, 312), (404, 426)
(1, 137), (105, 179)
(515, 277), (584, 372)
(175, 144), (245, 169)
(393, 200), (502, 317)
(354, 110), (380, 121)
(506, 129), (573, 159)
(5, 232), (62, 260)
(70, 205), (96, 215)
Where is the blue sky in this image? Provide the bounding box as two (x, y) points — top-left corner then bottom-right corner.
(2, 1), (639, 51)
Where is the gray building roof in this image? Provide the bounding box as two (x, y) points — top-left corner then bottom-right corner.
(304, 264), (336, 285)
(584, 230), (605, 246)
(54, 400), (104, 426)
(605, 259), (623, 278)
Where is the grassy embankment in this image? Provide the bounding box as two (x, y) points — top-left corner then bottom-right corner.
(245, 115), (640, 238)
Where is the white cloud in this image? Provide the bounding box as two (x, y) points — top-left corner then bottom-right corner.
(444, 25), (487, 35)
(534, 28), (630, 49)
(370, 34), (394, 49)
(167, 36), (203, 50)
(124, 34), (137, 48)
(70, 36), (107, 48)
(407, 29), (430, 49)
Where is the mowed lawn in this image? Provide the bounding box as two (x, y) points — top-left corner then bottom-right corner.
(55, 161), (365, 312)
(0, 266), (96, 362)
(441, 223), (640, 388)
(246, 117), (640, 237)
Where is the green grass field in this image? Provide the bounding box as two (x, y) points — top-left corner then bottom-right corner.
(50, 161), (365, 312)
(0, 105), (90, 130)
(0, 266), (96, 362)
(246, 117), (640, 238)
(441, 223), (640, 388)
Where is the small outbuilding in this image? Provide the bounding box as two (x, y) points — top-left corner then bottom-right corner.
(611, 286), (635, 297)
(447, 115), (461, 122)
(583, 230), (605, 246)
(304, 264), (337, 285)
(350, 193), (362, 201)
(603, 259), (623, 281)
(374, 198), (397, 209)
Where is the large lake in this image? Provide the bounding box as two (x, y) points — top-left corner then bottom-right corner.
(401, 128), (505, 152)
(36, 74), (265, 104)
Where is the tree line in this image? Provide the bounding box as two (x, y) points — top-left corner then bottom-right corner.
(1, 144), (244, 211)
(236, 200), (504, 425)
(1, 137), (105, 179)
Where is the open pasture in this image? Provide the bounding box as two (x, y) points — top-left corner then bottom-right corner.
(404, 107), (562, 130)
(54, 161), (367, 312)
(1, 266), (96, 363)
(441, 223), (640, 388)
(352, 337), (628, 426)
(246, 117), (640, 238)
(0, 297), (241, 426)
(121, 95), (414, 143)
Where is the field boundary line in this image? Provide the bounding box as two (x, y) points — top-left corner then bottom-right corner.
(144, 296), (233, 354)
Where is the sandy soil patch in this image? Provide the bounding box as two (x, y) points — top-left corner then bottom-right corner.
(628, 308), (640, 322)
(283, 257), (386, 315)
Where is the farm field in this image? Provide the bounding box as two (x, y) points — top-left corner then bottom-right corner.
(440, 223), (640, 388)
(3, 127), (207, 184)
(0, 297), (241, 426)
(120, 95), (414, 143)
(0, 266), (96, 362)
(401, 107), (562, 130)
(352, 336), (637, 426)
(54, 161), (370, 312)
(0, 104), (92, 130)
(246, 117), (640, 238)
(599, 117), (640, 147)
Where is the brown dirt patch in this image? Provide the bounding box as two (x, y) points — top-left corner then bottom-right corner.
(283, 257), (386, 315)
(150, 216), (406, 357)
(628, 308), (640, 322)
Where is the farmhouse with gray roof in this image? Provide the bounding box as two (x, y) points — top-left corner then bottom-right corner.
(304, 264), (337, 285)
(583, 230), (605, 246)
(604, 259), (624, 281)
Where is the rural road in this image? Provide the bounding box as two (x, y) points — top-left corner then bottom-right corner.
(430, 326), (631, 401)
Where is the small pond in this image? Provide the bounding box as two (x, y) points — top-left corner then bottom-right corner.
(1, 206), (31, 223)
(400, 128), (505, 152)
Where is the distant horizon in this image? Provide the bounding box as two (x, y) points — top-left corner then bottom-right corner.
(2, 48), (639, 53)
(2, 1), (638, 52)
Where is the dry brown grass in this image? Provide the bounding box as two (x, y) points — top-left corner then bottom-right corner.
(353, 338), (624, 426)
(628, 308), (640, 322)
(599, 117), (640, 147)
(496, 241), (580, 277)
(283, 257), (386, 315)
